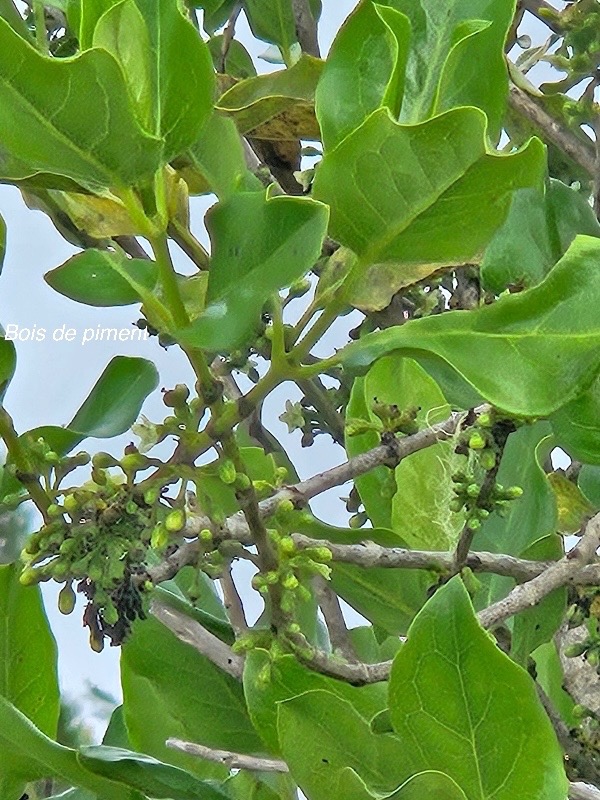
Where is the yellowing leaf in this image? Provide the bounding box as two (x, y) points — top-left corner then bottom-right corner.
(548, 472), (594, 534)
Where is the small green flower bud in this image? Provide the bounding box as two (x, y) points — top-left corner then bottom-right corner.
(466, 517), (481, 531)
(468, 432), (486, 450)
(92, 452), (118, 470)
(265, 571), (279, 585)
(287, 622), (302, 635)
(278, 536), (295, 556)
(102, 602), (119, 626)
(19, 567), (40, 586)
(586, 648), (600, 667)
(200, 528), (213, 543)
(63, 494), (79, 514)
(165, 509), (185, 533)
(479, 450), (496, 471)
(449, 499), (463, 513)
(218, 459), (237, 485)
(477, 412), (493, 428)
(151, 524), (168, 549)
(504, 485), (524, 499)
(47, 503), (63, 518)
(466, 484), (480, 498)
(349, 512), (368, 529)
(281, 573), (299, 590)
(44, 450), (60, 464)
(234, 472), (251, 491)
(144, 487), (160, 505)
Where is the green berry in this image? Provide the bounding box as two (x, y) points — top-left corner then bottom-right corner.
(19, 567), (40, 586)
(58, 583), (76, 615)
(564, 642), (587, 658)
(218, 460), (237, 485)
(479, 450), (496, 471)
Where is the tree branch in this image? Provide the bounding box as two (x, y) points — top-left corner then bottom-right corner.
(314, 576), (357, 661)
(570, 784), (600, 800)
(479, 513), (600, 630)
(291, 0), (320, 57)
(292, 535), (600, 584)
(166, 739), (289, 772)
(508, 83), (596, 176)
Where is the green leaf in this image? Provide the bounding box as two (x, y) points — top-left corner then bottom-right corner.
(481, 179), (600, 294)
(174, 112), (261, 199)
(243, 650), (387, 754)
(390, 0), (515, 137)
(176, 191), (328, 351)
(312, 107), (545, 274)
(208, 35), (256, 79)
(532, 641), (577, 728)
(579, 464), (600, 508)
(103, 705), (131, 749)
(121, 615), (264, 779)
(510, 534), (566, 665)
(341, 236), (600, 417)
(395, 772), (467, 799)
(94, 0), (215, 160)
(78, 745), (231, 800)
(0, 563), (59, 737)
(45, 250), (159, 307)
(217, 55), (323, 140)
(472, 424), (556, 607)
(389, 577), (568, 800)
(550, 373), (600, 464)
(0, 0), (32, 40)
(388, 358), (464, 549)
(69, 356), (159, 438)
(243, 0), (321, 60)
(277, 689), (406, 800)
(315, 2), (409, 151)
(77, 0), (122, 49)
(0, 334), (16, 400)
(0, 695), (139, 800)
(0, 19), (162, 192)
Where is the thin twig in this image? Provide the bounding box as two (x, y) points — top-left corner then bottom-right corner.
(219, 2), (242, 73)
(150, 598), (244, 679)
(291, 0), (320, 57)
(166, 739), (289, 772)
(314, 576), (357, 661)
(220, 566), (249, 636)
(519, 0), (562, 33)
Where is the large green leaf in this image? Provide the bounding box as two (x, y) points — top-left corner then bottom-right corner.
(550, 373), (600, 464)
(481, 179), (600, 294)
(387, 0), (515, 138)
(45, 250), (159, 308)
(121, 615), (264, 779)
(69, 356), (158, 438)
(341, 236), (600, 417)
(243, 650), (387, 755)
(0, 334), (16, 400)
(0, 19), (162, 192)
(277, 689), (406, 800)
(207, 35), (256, 80)
(579, 464), (600, 507)
(0, 696), (138, 800)
(311, 107), (545, 277)
(176, 191), (328, 351)
(389, 577), (568, 800)
(0, 563), (59, 737)
(77, 0), (122, 49)
(315, 2), (409, 151)
(217, 55), (322, 140)
(78, 745), (230, 800)
(94, 0), (215, 160)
